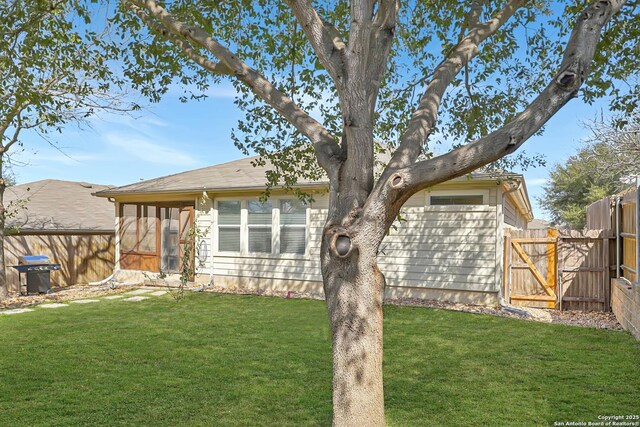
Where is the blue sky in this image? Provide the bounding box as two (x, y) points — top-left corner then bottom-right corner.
(12, 80), (604, 221)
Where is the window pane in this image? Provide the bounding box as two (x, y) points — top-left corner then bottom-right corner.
(121, 204), (137, 252)
(430, 195), (483, 205)
(219, 227), (241, 252)
(248, 200), (272, 225)
(139, 205), (157, 252)
(161, 208), (179, 271)
(280, 199), (307, 225)
(280, 227), (306, 254)
(218, 201), (241, 225)
(249, 227), (271, 253)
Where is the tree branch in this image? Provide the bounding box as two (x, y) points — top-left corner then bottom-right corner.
(372, 0), (627, 227)
(385, 0), (528, 174)
(346, 0), (374, 80)
(125, 3), (233, 75)
(123, 0), (343, 177)
(366, 0), (399, 114)
(285, 0), (346, 85)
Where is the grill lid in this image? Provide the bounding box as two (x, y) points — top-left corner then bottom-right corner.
(18, 255), (50, 265)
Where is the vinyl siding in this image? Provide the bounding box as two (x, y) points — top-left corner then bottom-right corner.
(503, 193), (527, 229)
(197, 191), (499, 295)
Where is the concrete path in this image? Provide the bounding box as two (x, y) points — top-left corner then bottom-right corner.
(0, 288), (170, 316)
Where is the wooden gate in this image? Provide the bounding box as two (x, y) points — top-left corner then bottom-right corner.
(504, 229), (612, 311)
(504, 229), (558, 308)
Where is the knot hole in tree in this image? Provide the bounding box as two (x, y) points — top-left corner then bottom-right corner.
(390, 174), (404, 189)
(332, 234), (352, 258)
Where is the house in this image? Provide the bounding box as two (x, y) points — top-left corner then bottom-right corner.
(4, 180), (116, 291)
(94, 156), (533, 305)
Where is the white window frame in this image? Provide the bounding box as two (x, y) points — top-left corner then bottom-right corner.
(214, 198), (243, 254)
(426, 189), (490, 206)
(213, 197), (310, 259)
(246, 199), (274, 255)
(278, 199), (309, 256)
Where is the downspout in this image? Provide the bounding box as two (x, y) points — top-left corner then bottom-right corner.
(202, 191), (215, 285)
(498, 178), (533, 317)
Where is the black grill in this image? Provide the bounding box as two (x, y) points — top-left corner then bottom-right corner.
(11, 255), (61, 295)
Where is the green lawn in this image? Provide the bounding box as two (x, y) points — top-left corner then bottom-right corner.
(0, 293), (638, 426)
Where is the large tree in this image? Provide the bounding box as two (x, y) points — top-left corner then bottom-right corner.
(541, 112), (640, 228)
(112, 0), (638, 424)
(0, 0), (131, 298)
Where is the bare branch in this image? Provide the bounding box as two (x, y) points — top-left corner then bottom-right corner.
(371, 0), (627, 226)
(285, 0), (346, 84)
(123, 0), (343, 176)
(385, 0), (528, 173)
(2, 114), (23, 154)
(125, 3), (232, 75)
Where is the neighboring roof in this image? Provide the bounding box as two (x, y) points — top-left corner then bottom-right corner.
(94, 156), (325, 197)
(528, 218), (550, 229)
(5, 180), (115, 233)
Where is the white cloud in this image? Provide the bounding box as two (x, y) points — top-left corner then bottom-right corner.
(167, 82), (239, 99)
(104, 133), (197, 166)
(526, 178), (548, 187)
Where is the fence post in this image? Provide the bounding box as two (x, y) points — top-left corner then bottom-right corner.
(547, 229), (559, 309)
(635, 175), (640, 283)
(603, 232), (610, 311)
(503, 228), (511, 304)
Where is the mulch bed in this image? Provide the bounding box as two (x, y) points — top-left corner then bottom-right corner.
(1, 284), (623, 331)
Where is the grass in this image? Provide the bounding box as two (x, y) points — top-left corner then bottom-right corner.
(0, 293), (638, 426)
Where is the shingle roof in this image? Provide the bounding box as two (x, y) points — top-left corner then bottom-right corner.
(5, 180), (115, 232)
(93, 155), (326, 197)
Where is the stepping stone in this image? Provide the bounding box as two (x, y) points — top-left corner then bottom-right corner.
(39, 303), (69, 309)
(103, 295), (124, 300)
(70, 299), (100, 304)
(1, 308), (34, 315)
(123, 296), (149, 302)
(149, 291), (167, 296)
(123, 289), (155, 296)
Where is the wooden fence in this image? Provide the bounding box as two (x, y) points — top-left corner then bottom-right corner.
(504, 228), (612, 311)
(586, 186), (638, 283)
(5, 233), (115, 292)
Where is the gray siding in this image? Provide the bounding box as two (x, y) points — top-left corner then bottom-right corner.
(503, 193), (527, 229)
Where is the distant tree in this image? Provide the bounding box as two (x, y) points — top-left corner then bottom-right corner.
(111, 0), (639, 424)
(540, 142), (627, 229)
(0, 1), (132, 299)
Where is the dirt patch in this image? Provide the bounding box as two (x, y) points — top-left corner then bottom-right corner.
(0, 286), (131, 310)
(385, 298), (622, 330)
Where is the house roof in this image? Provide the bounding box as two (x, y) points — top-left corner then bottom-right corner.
(93, 154), (534, 221)
(5, 180), (115, 233)
(93, 156), (325, 197)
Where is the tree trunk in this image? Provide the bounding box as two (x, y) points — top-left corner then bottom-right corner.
(0, 159), (7, 300)
(322, 224), (386, 427)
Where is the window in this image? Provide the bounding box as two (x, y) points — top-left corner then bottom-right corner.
(121, 204), (137, 252)
(430, 195), (484, 205)
(248, 200), (272, 253)
(215, 198), (308, 255)
(280, 199), (307, 254)
(218, 201), (241, 252)
(160, 207), (179, 272)
(120, 204), (157, 253)
(139, 206), (157, 252)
